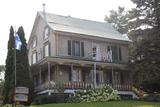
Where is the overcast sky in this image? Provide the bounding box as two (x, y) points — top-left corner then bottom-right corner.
(0, 0), (135, 65)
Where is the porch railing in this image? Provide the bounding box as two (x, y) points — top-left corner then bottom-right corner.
(34, 81), (55, 92)
(35, 81), (132, 92)
(64, 81), (91, 89)
(113, 84), (132, 91)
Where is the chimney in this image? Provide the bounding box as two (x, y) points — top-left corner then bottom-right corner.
(42, 3), (47, 23)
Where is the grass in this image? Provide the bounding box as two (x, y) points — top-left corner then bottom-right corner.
(30, 101), (160, 107)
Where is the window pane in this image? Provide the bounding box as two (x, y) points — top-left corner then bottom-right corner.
(111, 46), (118, 61)
(44, 43), (50, 57)
(32, 38), (37, 48)
(32, 52), (37, 64)
(75, 41), (80, 56)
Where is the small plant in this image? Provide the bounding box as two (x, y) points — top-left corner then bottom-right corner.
(67, 84), (120, 103)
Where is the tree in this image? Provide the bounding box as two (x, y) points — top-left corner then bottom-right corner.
(0, 65), (5, 81)
(3, 26), (15, 104)
(15, 26), (34, 104)
(0, 65), (5, 96)
(128, 0), (160, 92)
(105, 6), (129, 34)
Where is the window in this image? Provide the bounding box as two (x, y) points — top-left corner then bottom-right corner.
(68, 40), (84, 57)
(43, 26), (50, 39)
(92, 46), (96, 57)
(111, 46), (118, 61)
(72, 41), (80, 56)
(43, 42), (50, 57)
(72, 69), (81, 82)
(32, 37), (37, 48)
(110, 45), (122, 62)
(92, 44), (101, 61)
(32, 51), (37, 64)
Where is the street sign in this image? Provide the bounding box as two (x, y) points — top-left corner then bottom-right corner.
(15, 94), (28, 102)
(15, 87), (29, 94)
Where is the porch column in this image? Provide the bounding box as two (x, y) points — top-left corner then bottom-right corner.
(93, 62), (97, 88)
(48, 61), (51, 95)
(71, 64), (73, 81)
(55, 64), (59, 83)
(39, 66), (42, 84)
(111, 66), (115, 88)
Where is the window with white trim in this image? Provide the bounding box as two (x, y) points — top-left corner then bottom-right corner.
(68, 40), (84, 57)
(44, 26), (50, 39)
(43, 42), (50, 57)
(32, 37), (37, 48)
(32, 51), (37, 64)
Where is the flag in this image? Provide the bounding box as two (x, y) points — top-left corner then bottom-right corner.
(15, 33), (22, 50)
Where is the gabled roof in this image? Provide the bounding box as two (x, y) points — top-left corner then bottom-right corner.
(38, 12), (130, 42)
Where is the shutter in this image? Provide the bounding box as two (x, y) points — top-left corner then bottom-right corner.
(68, 40), (71, 55)
(72, 41), (75, 56)
(48, 42), (51, 56)
(81, 42), (84, 57)
(119, 47), (122, 61)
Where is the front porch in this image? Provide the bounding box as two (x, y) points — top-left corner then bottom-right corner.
(31, 57), (132, 94)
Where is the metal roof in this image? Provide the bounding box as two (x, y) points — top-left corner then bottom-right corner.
(39, 12), (130, 42)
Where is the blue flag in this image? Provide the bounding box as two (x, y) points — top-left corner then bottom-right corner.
(15, 33), (22, 50)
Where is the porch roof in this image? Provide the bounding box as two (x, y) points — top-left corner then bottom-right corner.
(31, 56), (128, 70)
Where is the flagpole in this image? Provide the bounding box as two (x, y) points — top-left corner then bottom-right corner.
(14, 27), (17, 107)
(14, 27), (17, 88)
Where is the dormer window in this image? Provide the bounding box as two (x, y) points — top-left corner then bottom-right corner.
(44, 26), (50, 39)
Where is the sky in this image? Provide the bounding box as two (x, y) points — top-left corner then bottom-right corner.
(0, 0), (135, 65)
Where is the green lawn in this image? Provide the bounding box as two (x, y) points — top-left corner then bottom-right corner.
(31, 101), (160, 107)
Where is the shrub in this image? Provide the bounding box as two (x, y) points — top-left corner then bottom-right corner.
(32, 93), (69, 105)
(141, 94), (160, 102)
(67, 84), (120, 103)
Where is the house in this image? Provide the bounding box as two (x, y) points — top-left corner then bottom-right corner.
(28, 11), (134, 97)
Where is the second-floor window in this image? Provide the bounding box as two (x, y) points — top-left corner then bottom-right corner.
(43, 42), (50, 57)
(111, 46), (122, 62)
(68, 40), (84, 57)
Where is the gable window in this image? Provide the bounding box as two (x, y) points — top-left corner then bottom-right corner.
(68, 40), (84, 57)
(43, 26), (50, 40)
(32, 51), (37, 64)
(32, 37), (37, 48)
(43, 42), (50, 57)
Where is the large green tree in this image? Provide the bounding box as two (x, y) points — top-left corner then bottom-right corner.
(3, 26), (15, 104)
(105, 6), (129, 34)
(129, 0), (160, 92)
(16, 26), (34, 104)
(105, 1), (160, 92)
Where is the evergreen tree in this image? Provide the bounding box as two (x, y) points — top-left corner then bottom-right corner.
(16, 26), (34, 104)
(3, 26), (15, 104)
